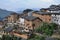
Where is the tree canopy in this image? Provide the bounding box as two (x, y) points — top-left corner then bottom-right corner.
(1, 35), (21, 40)
(23, 9), (33, 13)
(28, 34), (45, 40)
(35, 22), (58, 36)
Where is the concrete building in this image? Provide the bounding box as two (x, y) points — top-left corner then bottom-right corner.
(51, 13), (60, 25)
(40, 4), (60, 13)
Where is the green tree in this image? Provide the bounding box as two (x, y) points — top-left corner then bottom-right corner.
(2, 35), (12, 40)
(49, 23), (58, 30)
(28, 34), (45, 40)
(13, 36), (17, 40)
(1, 35), (21, 40)
(0, 38), (2, 40)
(23, 9), (33, 13)
(2, 35), (5, 40)
(35, 22), (58, 36)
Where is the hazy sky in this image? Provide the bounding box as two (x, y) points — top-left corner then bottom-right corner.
(0, 0), (60, 11)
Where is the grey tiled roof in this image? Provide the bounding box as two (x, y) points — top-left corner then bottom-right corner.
(21, 16), (41, 21)
(34, 12), (51, 15)
(48, 8), (60, 11)
(40, 4), (60, 12)
(34, 11), (60, 15)
(10, 12), (18, 15)
(4, 27), (14, 32)
(40, 8), (49, 10)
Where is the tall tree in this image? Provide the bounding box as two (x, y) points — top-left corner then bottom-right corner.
(23, 9), (33, 13)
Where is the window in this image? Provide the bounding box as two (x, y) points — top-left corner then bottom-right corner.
(27, 24), (29, 26)
(49, 15), (51, 16)
(55, 15), (56, 16)
(28, 26), (31, 28)
(32, 24), (35, 27)
(42, 14), (44, 16)
(26, 29), (28, 30)
(57, 20), (58, 22)
(49, 19), (51, 21)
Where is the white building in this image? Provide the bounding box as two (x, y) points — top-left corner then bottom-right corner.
(51, 13), (60, 25)
(19, 18), (24, 25)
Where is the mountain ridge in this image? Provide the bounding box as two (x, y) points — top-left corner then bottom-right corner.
(0, 9), (14, 18)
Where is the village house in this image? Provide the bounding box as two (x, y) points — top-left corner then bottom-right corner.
(40, 4), (60, 13)
(32, 4), (60, 23)
(51, 13), (60, 25)
(40, 8), (49, 12)
(19, 11), (34, 17)
(40, 4), (60, 25)
(3, 17), (8, 26)
(0, 17), (4, 29)
(4, 12), (20, 27)
(18, 15), (42, 30)
(0, 21), (4, 29)
(3, 12), (19, 23)
(32, 12), (52, 23)
(3, 27), (14, 35)
(20, 13), (28, 16)
(7, 13), (19, 23)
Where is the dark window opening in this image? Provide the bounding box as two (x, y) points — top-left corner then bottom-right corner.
(32, 24), (35, 27)
(49, 19), (51, 21)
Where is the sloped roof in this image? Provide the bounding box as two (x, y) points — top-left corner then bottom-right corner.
(34, 12), (51, 15)
(34, 11), (60, 15)
(21, 16), (42, 21)
(4, 27), (14, 32)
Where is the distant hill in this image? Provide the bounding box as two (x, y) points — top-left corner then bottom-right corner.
(0, 9), (13, 18)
